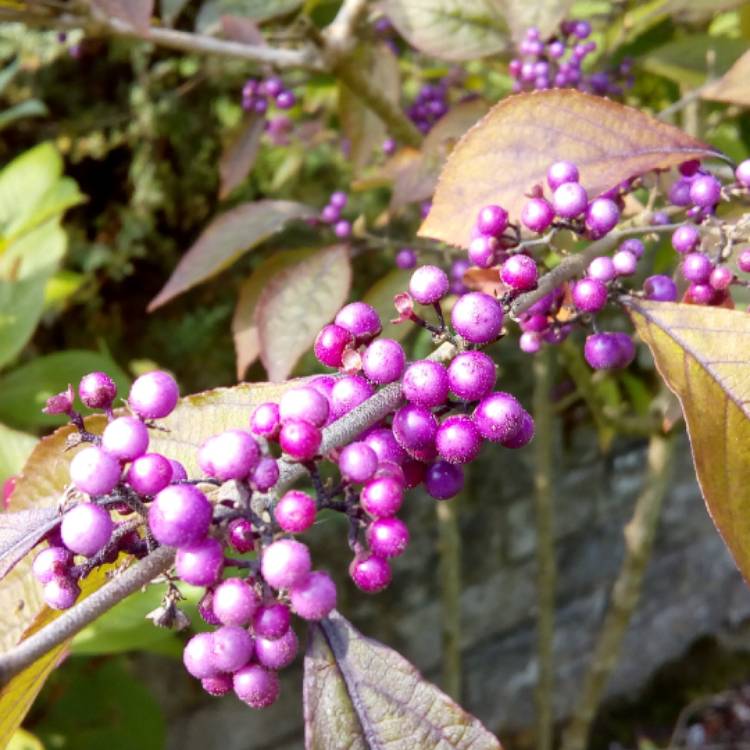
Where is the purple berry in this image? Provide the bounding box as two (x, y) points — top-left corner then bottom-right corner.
(233, 664), (280, 708)
(686, 283), (714, 305)
(175, 537), (224, 587)
(409, 265), (450, 304)
(227, 517), (254, 553)
(255, 627), (298, 669)
(584, 332), (635, 370)
(198, 430), (260, 481)
(520, 331), (543, 354)
(710, 266), (733, 290)
(262, 539), (311, 590)
(43, 576), (80, 610)
(612, 250), (637, 277)
(198, 591), (222, 626)
(350, 553), (391, 593)
(330, 190), (348, 208)
(361, 476), (404, 518)
(447, 351), (496, 402)
(553, 182), (588, 218)
(335, 302), (382, 342)
(435, 415), (482, 464)
(619, 238), (645, 259)
(126, 453), (172, 495)
(739, 249), (750, 273)
(585, 198), (620, 237)
(501, 254), (538, 291)
(339, 442), (378, 483)
(128, 371), (179, 419)
(212, 625), (254, 673)
(275, 90), (296, 110)
(279, 386), (329, 428)
(249, 402), (281, 439)
(401, 360), (449, 408)
(476, 204), (509, 237)
(736, 159), (750, 188)
(334, 220), (352, 239)
(392, 404), (438, 451)
(78, 371), (117, 410)
(102, 416), (149, 461)
(473, 392), (529, 446)
(681, 252), (713, 284)
(521, 198), (555, 233)
(451, 292), (504, 344)
(587, 256), (616, 282)
(468, 235), (498, 268)
(253, 603), (291, 639)
(69, 446), (121, 496)
(250, 456), (280, 491)
(33, 546), (73, 583)
(289, 570), (337, 620)
(314, 324), (353, 368)
(424, 461), (464, 500)
(643, 275), (677, 302)
(669, 178), (693, 207)
(274, 490), (316, 533)
(148, 484), (213, 547)
(364, 427), (406, 465)
(213, 577), (260, 626)
(330, 375), (373, 419)
(202, 674), (233, 697)
(547, 161), (579, 190)
(672, 224), (701, 254)
(572, 278), (608, 313)
(321, 204), (340, 224)
(396, 248), (417, 269)
(279, 419), (321, 461)
(366, 517), (409, 558)
(689, 174), (722, 207)
(183, 632), (218, 679)
(61, 502), (113, 556)
(362, 339), (406, 384)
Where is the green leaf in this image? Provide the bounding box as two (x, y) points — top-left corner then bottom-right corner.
(196, 0), (302, 28)
(0, 219), (67, 281)
(420, 90), (721, 248)
(0, 350), (131, 430)
(0, 272), (49, 370)
(304, 611), (502, 749)
(0, 423), (36, 485)
(0, 100), (47, 133)
(7, 728), (43, 750)
(702, 49), (750, 107)
(384, 0), (509, 61)
(148, 200), (314, 310)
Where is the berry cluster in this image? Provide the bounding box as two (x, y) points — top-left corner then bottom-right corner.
(509, 22), (631, 95)
(320, 190), (352, 239)
(241, 75), (296, 115)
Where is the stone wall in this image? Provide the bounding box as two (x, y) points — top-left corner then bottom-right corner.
(138, 428), (750, 750)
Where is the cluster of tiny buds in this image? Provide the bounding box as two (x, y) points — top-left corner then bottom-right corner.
(510, 21), (632, 96)
(319, 190), (351, 239)
(241, 75), (296, 115)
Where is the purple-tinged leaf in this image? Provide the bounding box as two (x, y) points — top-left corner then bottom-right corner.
(304, 610), (502, 750)
(220, 14), (265, 45)
(90, 0), (154, 32)
(0, 508), (59, 582)
(219, 114), (265, 199)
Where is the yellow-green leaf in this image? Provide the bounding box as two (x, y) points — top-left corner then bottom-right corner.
(626, 299), (750, 583)
(702, 49), (750, 107)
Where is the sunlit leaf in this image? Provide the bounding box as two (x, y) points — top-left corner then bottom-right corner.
(496, 0), (575, 42)
(0, 272), (50, 370)
(0, 423), (36, 487)
(256, 245), (351, 381)
(304, 610), (502, 749)
(148, 200), (314, 310)
(626, 299), (750, 584)
(702, 49), (750, 107)
(7, 728), (43, 750)
(218, 114), (265, 199)
(420, 90), (721, 248)
(383, 0), (509, 61)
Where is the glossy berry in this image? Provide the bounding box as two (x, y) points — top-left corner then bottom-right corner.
(435, 415), (482, 464)
(681, 252), (713, 284)
(183, 632), (217, 679)
(520, 331), (543, 354)
(366, 517), (409, 558)
(321, 204), (340, 223)
(521, 198), (555, 233)
(202, 674), (233, 697)
(476, 204), (509, 237)
(61, 502), (113, 557)
(396, 248), (417, 269)
(584, 332), (635, 370)
(401, 360), (449, 408)
(233, 664), (280, 708)
(451, 292), (504, 344)
(338, 442), (378, 483)
(330, 375), (373, 419)
(289, 570), (337, 620)
(672, 224), (701, 254)
(262, 539), (311, 589)
(126, 453), (172, 495)
(43, 576), (80, 610)
(447, 351), (496, 402)
(502, 254), (538, 291)
(314, 324), (353, 368)
(212, 577), (260, 626)
(738, 249), (750, 273)
(612, 250), (637, 277)
(175, 537), (224, 587)
(468, 235), (498, 268)
(275, 90), (296, 109)
(424, 461), (464, 500)
(350, 553), (391, 593)
(149, 484), (213, 547)
(362, 339), (406, 384)
(547, 161), (579, 190)
(78, 371), (117, 410)
(686, 283), (714, 305)
(249, 402), (281, 439)
(199, 430), (260, 481)
(253, 603), (291, 639)
(227, 517), (255, 553)
(33, 546), (73, 583)
(689, 174), (722, 207)
(669, 178), (693, 207)
(168, 460), (187, 483)
(70, 446), (121, 496)
(361, 476), (404, 518)
(473, 392), (529, 446)
(364, 428), (406, 465)
(553, 182), (588, 218)
(409, 265), (449, 304)
(274, 490), (316, 533)
(279, 387), (329, 428)
(128, 371), (179, 419)
(572, 278), (608, 313)
(619, 238), (645, 259)
(736, 159), (750, 188)
(335, 302), (382, 342)
(710, 266), (734, 291)
(392, 404), (438, 451)
(103, 416), (149, 461)
(212, 625), (254, 673)
(279, 419), (321, 461)
(255, 628), (298, 669)
(643, 275), (677, 302)
(587, 256), (616, 282)
(250, 456), (280, 492)
(334, 220), (351, 239)
(585, 198), (620, 237)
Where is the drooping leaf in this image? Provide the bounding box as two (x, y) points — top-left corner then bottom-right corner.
(339, 43), (400, 172)
(256, 245), (352, 381)
(383, 0), (509, 61)
(420, 90), (721, 248)
(0, 350), (131, 431)
(148, 200), (314, 310)
(304, 610), (502, 749)
(495, 0), (575, 43)
(90, 0), (154, 32)
(702, 49), (750, 107)
(218, 115), (265, 199)
(626, 299), (750, 585)
(232, 248), (315, 380)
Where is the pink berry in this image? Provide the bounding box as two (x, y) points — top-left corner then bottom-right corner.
(447, 351), (496, 402)
(612, 250), (637, 277)
(198, 429), (260, 481)
(349, 553), (391, 593)
(126, 453), (172, 495)
(250, 456), (280, 491)
(643, 275), (677, 302)
(401, 360), (449, 408)
(689, 174), (722, 207)
(183, 632), (218, 679)
(519, 331), (543, 354)
(366, 517), (410, 558)
(102, 416), (149, 461)
(451, 292), (504, 344)
(476, 204), (509, 237)
(128, 370), (179, 419)
(521, 198), (555, 233)
(255, 627), (298, 669)
(547, 160), (579, 190)
(175, 537), (224, 587)
(279, 387), (329, 428)
(587, 256), (616, 282)
(262, 539), (311, 589)
(619, 238), (645, 259)
(233, 664), (280, 708)
(335, 302), (382, 342)
(78, 371), (117, 410)
(274, 490), (316, 533)
(253, 603), (291, 639)
(395, 248), (417, 269)
(289, 570), (337, 620)
(61, 502), (113, 556)
(738, 249), (750, 273)
(212, 625), (254, 673)
(572, 278), (608, 313)
(279, 419), (321, 461)
(250, 402), (281, 438)
(553, 182), (588, 218)
(392, 404), (438, 451)
(69, 446), (121, 496)
(710, 266), (734, 291)
(473, 392), (531, 446)
(501, 254), (538, 292)
(148, 484), (213, 547)
(314, 323), (353, 368)
(435, 415), (482, 464)
(33, 546), (73, 583)
(338, 442), (378, 483)
(227, 517), (255, 553)
(212, 577), (260, 626)
(585, 198), (620, 237)
(362, 339), (406, 384)
(363, 427), (407, 465)
(409, 265), (449, 304)
(202, 674), (233, 697)
(681, 252), (713, 284)
(672, 224), (701, 254)
(468, 236), (497, 268)
(330, 375), (373, 419)
(736, 159), (750, 188)
(361, 476), (404, 518)
(43, 576), (80, 610)
(424, 461), (464, 500)
(169, 459), (188, 483)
